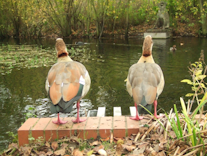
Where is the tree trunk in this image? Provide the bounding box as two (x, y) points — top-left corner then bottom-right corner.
(86, 0), (90, 36)
(199, 0), (207, 35)
(125, 0), (129, 38)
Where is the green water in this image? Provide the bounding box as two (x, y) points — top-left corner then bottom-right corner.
(0, 37), (207, 151)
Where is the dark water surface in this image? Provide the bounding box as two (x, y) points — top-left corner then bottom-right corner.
(0, 37), (207, 151)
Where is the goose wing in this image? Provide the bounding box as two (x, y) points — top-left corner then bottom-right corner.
(45, 61), (90, 105)
(127, 63), (164, 105)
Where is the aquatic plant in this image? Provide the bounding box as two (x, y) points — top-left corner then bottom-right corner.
(0, 44), (92, 75)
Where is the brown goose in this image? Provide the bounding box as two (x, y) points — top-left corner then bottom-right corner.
(126, 35), (164, 120)
(45, 38), (91, 124)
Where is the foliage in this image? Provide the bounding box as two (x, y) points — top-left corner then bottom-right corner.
(181, 51), (206, 112)
(168, 51), (207, 149)
(0, 0), (206, 37)
(6, 131), (18, 143)
(180, 96), (206, 146)
(25, 106), (37, 119)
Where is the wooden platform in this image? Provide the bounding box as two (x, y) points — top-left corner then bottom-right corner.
(18, 107), (151, 146)
(144, 29), (171, 38)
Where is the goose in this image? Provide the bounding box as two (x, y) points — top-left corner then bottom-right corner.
(170, 45), (177, 51)
(45, 38), (91, 124)
(126, 35), (164, 120)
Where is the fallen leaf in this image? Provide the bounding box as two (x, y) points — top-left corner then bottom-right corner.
(8, 143), (18, 149)
(125, 140), (133, 146)
(158, 151), (166, 156)
(20, 147), (32, 155)
(133, 148), (145, 155)
(154, 144), (159, 152)
(54, 148), (66, 155)
(93, 145), (104, 153)
(137, 142), (148, 149)
(46, 150), (53, 156)
(37, 145), (49, 153)
(139, 127), (148, 134)
(151, 150), (158, 156)
(90, 141), (100, 146)
(60, 143), (68, 149)
(150, 134), (160, 140)
(124, 145), (136, 152)
(38, 151), (46, 156)
(98, 149), (107, 156)
(73, 148), (83, 156)
(45, 142), (50, 148)
(159, 136), (167, 145)
(70, 136), (80, 144)
(115, 143), (123, 156)
(51, 141), (59, 151)
(87, 150), (93, 156)
(169, 131), (176, 139)
(100, 137), (109, 142)
(114, 137), (122, 141)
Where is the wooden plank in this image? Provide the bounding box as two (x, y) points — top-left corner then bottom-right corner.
(97, 107), (106, 117)
(130, 106), (136, 117)
(87, 110), (97, 117)
(113, 107), (122, 116)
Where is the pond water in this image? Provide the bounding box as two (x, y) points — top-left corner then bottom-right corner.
(0, 37), (207, 151)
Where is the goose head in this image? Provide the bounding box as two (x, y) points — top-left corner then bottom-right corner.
(142, 35), (153, 57)
(55, 38), (68, 58)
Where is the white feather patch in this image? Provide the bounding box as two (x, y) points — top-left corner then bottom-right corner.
(79, 75), (85, 85)
(79, 71), (88, 85)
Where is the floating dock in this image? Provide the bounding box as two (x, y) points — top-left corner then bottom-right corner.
(144, 29), (171, 38)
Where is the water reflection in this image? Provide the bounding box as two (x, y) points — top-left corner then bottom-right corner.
(0, 37), (207, 151)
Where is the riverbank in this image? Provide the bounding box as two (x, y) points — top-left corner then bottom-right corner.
(39, 21), (203, 40)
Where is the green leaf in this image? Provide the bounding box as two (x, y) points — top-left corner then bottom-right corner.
(181, 79), (192, 85)
(185, 93), (194, 97)
(174, 104), (183, 139)
(28, 137), (35, 141)
(195, 75), (206, 80)
(195, 70), (202, 76)
(191, 86), (198, 91)
(191, 63), (196, 67)
(200, 83), (206, 88)
(180, 97), (194, 145)
(171, 118), (180, 138)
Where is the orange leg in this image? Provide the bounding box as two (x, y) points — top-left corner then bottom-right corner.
(154, 100), (164, 119)
(72, 101), (87, 123)
(52, 113), (68, 125)
(130, 103), (144, 120)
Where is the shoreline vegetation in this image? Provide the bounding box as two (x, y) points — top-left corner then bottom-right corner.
(1, 0), (207, 39)
(1, 51), (207, 155)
